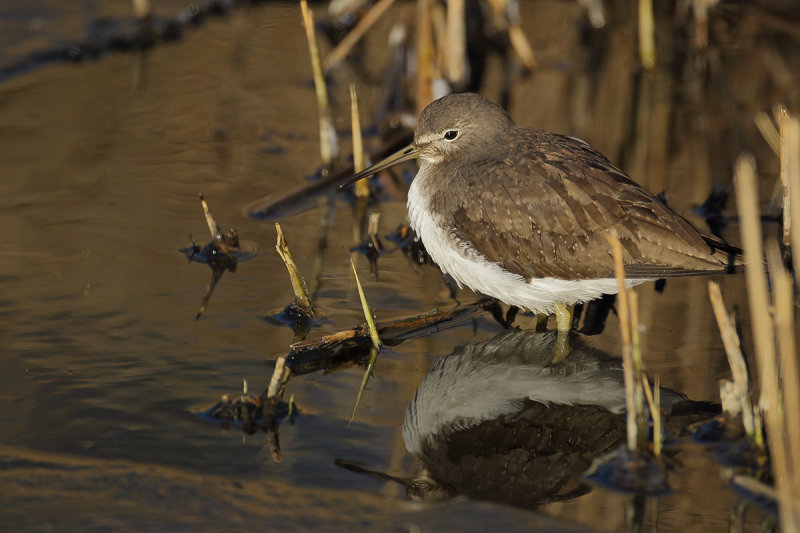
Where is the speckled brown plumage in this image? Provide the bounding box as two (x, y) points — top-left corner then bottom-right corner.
(413, 93), (740, 280)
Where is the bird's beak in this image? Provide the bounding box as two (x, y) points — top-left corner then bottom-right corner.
(338, 143), (419, 191)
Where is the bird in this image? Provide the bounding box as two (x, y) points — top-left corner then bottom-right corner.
(340, 93), (741, 338)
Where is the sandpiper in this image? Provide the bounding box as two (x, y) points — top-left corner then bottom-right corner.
(341, 93), (740, 334)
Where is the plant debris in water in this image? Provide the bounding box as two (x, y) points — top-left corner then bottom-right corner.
(179, 194), (257, 319)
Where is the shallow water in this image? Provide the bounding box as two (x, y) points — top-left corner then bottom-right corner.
(1, 1), (794, 531)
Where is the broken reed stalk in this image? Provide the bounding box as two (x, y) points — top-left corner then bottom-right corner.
(349, 259), (382, 426)
(350, 84), (369, 198)
(275, 222), (314, 314)
(782, 109), (800, 277)
(754, 111), (781, 156)
(766, 242), (800, 524)
(638, 0), (656, 69)
(629, 290), (646, 441)
(323, 0), (399, 71)
(707, 281), (756, 437)
(779, 107), (792, 247)
(734, 156), (777, 409)
(199, 194), (218, 237)
(506, 8), (537, 71)
(300, 0), (337, 166)
(606, 230), (638, 451)
(735, 154), (800, 529)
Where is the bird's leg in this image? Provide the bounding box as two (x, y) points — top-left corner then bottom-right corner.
(551, 303), (573, 364)
(554, 303), (573, 332)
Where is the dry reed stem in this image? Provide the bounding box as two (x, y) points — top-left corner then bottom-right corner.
(734, 156), (776, 407)
(349, 259), (382, 426)
(606, 230), (637, 451)
(735, 154), (800, 528)
(707, 281), (755, 436)
(275, 222), (314, 313)
(779, 107), (792, 246)
(323, 0), (398, 71)
(578, 0), (606, 28)
(754, 111), (780, 156)
(766, 241), (800, 514)
(629, 290), (646, 442)
(638, 0), (656, 69)
(416, 0), (435, 116)
(131, 0), (151, 19)
(349, 84), (369, 198)
(783, 110), (800, 277)
(445, 0), (466, 85)
(508, 25), (537, 71)
(266, 355), (291, 399)
(300, 0), (337, 166)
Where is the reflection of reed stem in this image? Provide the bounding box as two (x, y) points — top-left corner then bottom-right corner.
(349, 259), (382, 426)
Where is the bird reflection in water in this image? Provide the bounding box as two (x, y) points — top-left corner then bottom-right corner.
(346, 328), (719, 508)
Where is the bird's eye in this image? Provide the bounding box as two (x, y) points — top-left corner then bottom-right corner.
(443, 130), (459, 141)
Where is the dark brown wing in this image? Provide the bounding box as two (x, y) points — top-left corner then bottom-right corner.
(435, 129), (740, 280)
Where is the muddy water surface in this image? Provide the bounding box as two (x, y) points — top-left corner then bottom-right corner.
(1, 1), (794, 531)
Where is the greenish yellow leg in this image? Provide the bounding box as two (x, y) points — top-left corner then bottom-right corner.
(553, 303), (573, 332)
(552, 303), (573, 364)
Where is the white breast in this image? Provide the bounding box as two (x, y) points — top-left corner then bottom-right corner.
(407, 169), (647, 313)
